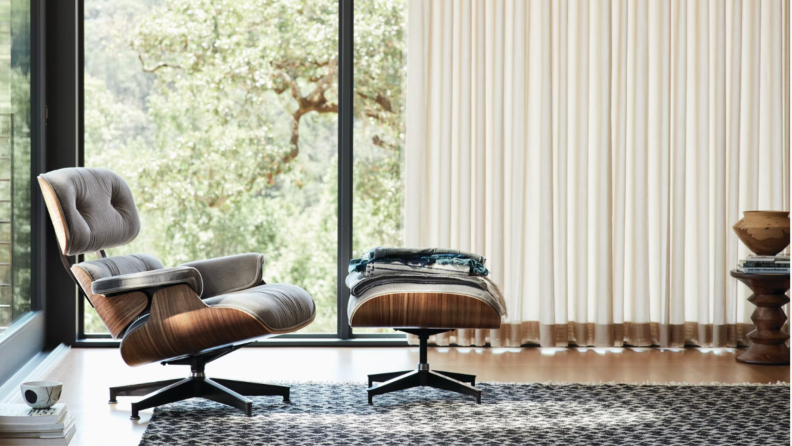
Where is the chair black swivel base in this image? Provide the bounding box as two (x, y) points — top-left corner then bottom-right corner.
(108, 346), (289, 420)
(367, 329), (482, 405)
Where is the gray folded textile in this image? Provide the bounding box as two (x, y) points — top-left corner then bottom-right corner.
(345, 271), (506, 317)
(364, 261), (471, 277)
(362, 247), (486, 264)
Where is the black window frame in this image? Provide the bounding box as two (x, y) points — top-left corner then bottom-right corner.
(67, 0), (405, 346)
(0, 0), (49, 385)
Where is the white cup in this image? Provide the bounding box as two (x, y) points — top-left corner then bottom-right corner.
(20, 381), (63, 409)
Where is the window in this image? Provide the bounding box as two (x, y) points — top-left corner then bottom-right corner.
(352, 0), (407, 333)
(81, 0), (407, 340)
(0, 0), (32, 339)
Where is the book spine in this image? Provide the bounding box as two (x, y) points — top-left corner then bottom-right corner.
(738, 268), (791, 274)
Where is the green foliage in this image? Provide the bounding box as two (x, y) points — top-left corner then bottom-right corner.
(2, 0), (34, 328)
(11, 67), (31, 320)
(83, 0), (406, 334)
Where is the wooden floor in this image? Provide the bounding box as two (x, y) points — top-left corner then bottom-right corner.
(30, 346), (790, 446)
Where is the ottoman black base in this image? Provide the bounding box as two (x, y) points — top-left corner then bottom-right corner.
(367, 329), (482, 404)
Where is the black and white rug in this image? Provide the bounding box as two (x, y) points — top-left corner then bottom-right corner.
(140, 382), (789, 445)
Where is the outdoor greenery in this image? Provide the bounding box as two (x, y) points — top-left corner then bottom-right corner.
(0, 0), (32, 334)
(84, 0), (406, 333)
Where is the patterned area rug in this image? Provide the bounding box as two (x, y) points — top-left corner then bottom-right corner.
(140, 382), (789, 445)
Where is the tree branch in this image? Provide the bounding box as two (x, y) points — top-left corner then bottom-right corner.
(356, 91), (392, 112)
(276, 71), (301, 101)
(138, 54), (182, 73)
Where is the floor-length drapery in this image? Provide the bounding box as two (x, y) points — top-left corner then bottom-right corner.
(404, 0), (790, 347)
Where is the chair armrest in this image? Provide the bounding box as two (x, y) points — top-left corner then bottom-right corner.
(180, 253), (264, 298)
(91, 266), (203, 296)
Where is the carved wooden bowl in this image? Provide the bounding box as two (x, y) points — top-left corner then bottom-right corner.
(733, 211), (790, 256)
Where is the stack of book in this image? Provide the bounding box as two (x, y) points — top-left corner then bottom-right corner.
(0, 404), (75, 445)
(737, 255), (790, 274)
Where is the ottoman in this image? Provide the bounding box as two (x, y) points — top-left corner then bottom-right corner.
(349, 285), (504, 404)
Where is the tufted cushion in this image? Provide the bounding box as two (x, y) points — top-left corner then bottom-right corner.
(203, 283), (316, 332)
(39, 167), (141, 255)
(75, 253), (164, 281)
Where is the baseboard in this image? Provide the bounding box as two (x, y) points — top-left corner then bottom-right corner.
(0, 343), (70, 404)
(0, 312), (46, 388)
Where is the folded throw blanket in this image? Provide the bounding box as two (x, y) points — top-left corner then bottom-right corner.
(361, 247), (486, 263)
(363, 260), (472, 277)
(348, 247), (489, 276)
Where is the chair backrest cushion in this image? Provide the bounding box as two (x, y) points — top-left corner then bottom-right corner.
(38, 167), (141, 255)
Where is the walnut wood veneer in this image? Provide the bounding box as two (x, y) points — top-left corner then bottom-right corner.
(72, 266), (148, 339)
(120, 284), (315, 367)
(350, 293), (501, 329)
(38, 177), (70, 254)
(731, 271), (790, 365)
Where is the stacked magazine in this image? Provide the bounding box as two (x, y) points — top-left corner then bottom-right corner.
(0, 404), (75, 445)
(737, 255), (790, 274)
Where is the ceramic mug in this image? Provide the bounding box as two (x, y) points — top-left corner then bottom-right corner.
(20, 381), (63, 409)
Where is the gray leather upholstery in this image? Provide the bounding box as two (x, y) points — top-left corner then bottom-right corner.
(76, 254), (164, 281)
(76, 253), (203, 297)
(39, 168), (141, 255)
(181, 253), (265, 298)
(203, 283), (315, 332)
(92, 266), (203, 296)
(123, 283), (314, 339)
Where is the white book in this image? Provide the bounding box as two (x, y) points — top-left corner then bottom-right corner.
(0, 413), (73, 433)
(747, 255), (790, 262)
(737, 267), (791, 274)
(0, 424), (74, 446)
(0, 405), (67, 425)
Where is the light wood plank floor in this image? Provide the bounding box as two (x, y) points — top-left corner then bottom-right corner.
(31, 347), (790, 446)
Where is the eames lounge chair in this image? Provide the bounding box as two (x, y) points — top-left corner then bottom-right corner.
(38, 167), (316, 419)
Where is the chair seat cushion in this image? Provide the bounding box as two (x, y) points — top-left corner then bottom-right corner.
(203, 283), (315, 332)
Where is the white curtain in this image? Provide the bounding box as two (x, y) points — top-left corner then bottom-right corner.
(405, 0), (790, 347)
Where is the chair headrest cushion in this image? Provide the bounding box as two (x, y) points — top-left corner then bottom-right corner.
(39, 167), (141, 255)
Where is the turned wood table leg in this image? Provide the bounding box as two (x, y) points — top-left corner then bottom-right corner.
(731, 271), (790, 366)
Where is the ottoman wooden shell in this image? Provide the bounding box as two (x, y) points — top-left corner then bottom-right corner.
(349, 289), (504, 404)
(349, 292), (502, 329)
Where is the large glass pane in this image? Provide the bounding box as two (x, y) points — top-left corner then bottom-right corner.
(0, 0), (32, 338)
(84, 0), (338, 334)
(352, 0), (407, 333)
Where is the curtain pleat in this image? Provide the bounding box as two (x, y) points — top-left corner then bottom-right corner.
(405, 0), (790, 348)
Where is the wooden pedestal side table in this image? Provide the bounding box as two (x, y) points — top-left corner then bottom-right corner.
(730, 270), (790, 365)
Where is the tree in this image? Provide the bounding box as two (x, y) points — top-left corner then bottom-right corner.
(83, 0), (406, 333)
